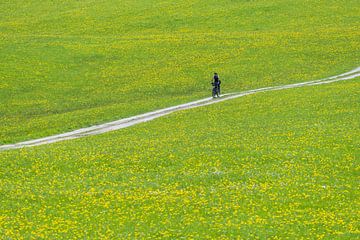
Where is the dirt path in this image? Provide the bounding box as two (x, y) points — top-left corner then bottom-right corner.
(1, 67), (359, 151)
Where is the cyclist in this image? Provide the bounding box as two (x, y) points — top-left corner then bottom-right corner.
(212, 72), (221, 97)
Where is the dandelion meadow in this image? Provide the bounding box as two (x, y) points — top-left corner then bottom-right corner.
(1, 80), (359, 238)
(0, 0), (359, 239)
(1, 0), (359, 144)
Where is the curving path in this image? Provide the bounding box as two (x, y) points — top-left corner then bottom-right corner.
(1, 67), (359, 151)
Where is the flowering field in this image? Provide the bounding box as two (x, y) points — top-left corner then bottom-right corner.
(0, 79), (359, 238)
(1, 0), (359, 144)
(1, 0), (359, 238)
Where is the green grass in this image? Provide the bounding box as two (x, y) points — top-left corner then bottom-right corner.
(0, 1), (359, 238)
(1, 0), (359, 144)
(0, 80), (358, 238)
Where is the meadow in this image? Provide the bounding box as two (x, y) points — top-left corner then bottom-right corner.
(0, 0), (359, 238)
(1, 0), (359, 144)
(0, 79), (359, 238)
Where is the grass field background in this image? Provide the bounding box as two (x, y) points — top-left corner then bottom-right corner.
(0, 0), (359, 238)
(1, 0), (359, 144)
(0, 80), (358, 238)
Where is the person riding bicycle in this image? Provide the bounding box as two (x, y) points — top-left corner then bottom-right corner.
(212, 72), (221, 97)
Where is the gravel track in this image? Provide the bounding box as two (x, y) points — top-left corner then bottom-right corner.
(1, 67), (359, 151)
